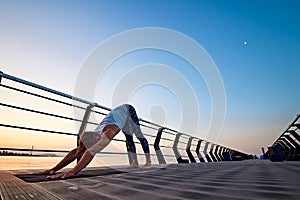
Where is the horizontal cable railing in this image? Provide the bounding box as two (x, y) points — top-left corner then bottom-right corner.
(0, 71), (253, 167)
(266, 114), (300, 161)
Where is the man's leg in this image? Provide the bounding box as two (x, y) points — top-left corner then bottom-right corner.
(133, 129), (151, 168)
(124, 132), (139, 167)
(128, 105), (151, 168)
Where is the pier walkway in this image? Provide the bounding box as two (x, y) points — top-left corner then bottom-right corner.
(1, 160), (300, 200)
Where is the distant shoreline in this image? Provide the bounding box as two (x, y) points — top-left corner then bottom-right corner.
(0, 154), (60, 157)
(0, 151), (60, 157)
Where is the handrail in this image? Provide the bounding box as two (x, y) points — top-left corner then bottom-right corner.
(0, 71), (111, 111)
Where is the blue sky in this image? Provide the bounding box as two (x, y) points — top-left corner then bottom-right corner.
(1, 0), (299, 156)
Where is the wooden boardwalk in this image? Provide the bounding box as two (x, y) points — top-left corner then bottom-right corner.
(1, 160), (300, 200)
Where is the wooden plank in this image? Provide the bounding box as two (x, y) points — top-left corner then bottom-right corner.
(1, 160), (300, 200)
(0, 171), (59, 200)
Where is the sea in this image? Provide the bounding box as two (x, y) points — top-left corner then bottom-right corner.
(0, 156), (73, 170)
(0, 155), (130, 170)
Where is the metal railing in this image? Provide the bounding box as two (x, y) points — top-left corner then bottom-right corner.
(0, 71), (252, 166)
(267, 114), (300, 161)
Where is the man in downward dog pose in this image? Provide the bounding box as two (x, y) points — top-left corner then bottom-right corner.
(36, 104), (151, 179)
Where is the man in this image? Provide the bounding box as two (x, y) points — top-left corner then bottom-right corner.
(36, 104), (151, 179)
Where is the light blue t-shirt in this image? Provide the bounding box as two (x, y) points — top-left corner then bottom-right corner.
(94, 104), (128, 135)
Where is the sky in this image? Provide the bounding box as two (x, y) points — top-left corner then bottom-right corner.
(0, 0), (300, 156)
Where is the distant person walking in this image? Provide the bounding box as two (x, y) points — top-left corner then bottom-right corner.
(36, 104), (151, 179)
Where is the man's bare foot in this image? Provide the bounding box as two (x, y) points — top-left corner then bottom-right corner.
(141, 162), (151, 169)
(127, 160), (139, 168)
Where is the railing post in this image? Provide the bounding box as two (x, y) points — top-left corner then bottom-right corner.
(77, 104), (94, 163)
(287, 131), (300, 160)
(231, 150), (243, 161)
(196, 139), (205, 162)
(282, 137), (295, 160)
(209, 144), (218, 162)
(288, 130), (300, 143)
(186, 137), (196, 163)
(280, 140), (290, 160)
(0, 71), (3, 83)
(279, 139), (292, 160)
(214, 145), (221, 161)
(154, 127), (167, 164)
(231, 150), (237, 161)
(223, 148), (231, 161)
(277, 142), (286, 160)
(219, 146), (225, 161)
(294, 123), (300, 129)
(285, 134), (300, 160)
(203, 142), (212, 162)
(269, 144), (284, 162)
(173, 133), (189, 163)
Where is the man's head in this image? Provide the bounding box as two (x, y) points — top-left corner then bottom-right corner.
(79, 131), (100, 150)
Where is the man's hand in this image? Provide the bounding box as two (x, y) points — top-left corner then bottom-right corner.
(32, 169), (55, 175)
(47, 171), (75, 179)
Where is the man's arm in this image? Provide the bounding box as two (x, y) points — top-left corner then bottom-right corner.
(51, 148), (82, 172)
(33, 148), (80, 175)
(48, 128), (118, 179)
